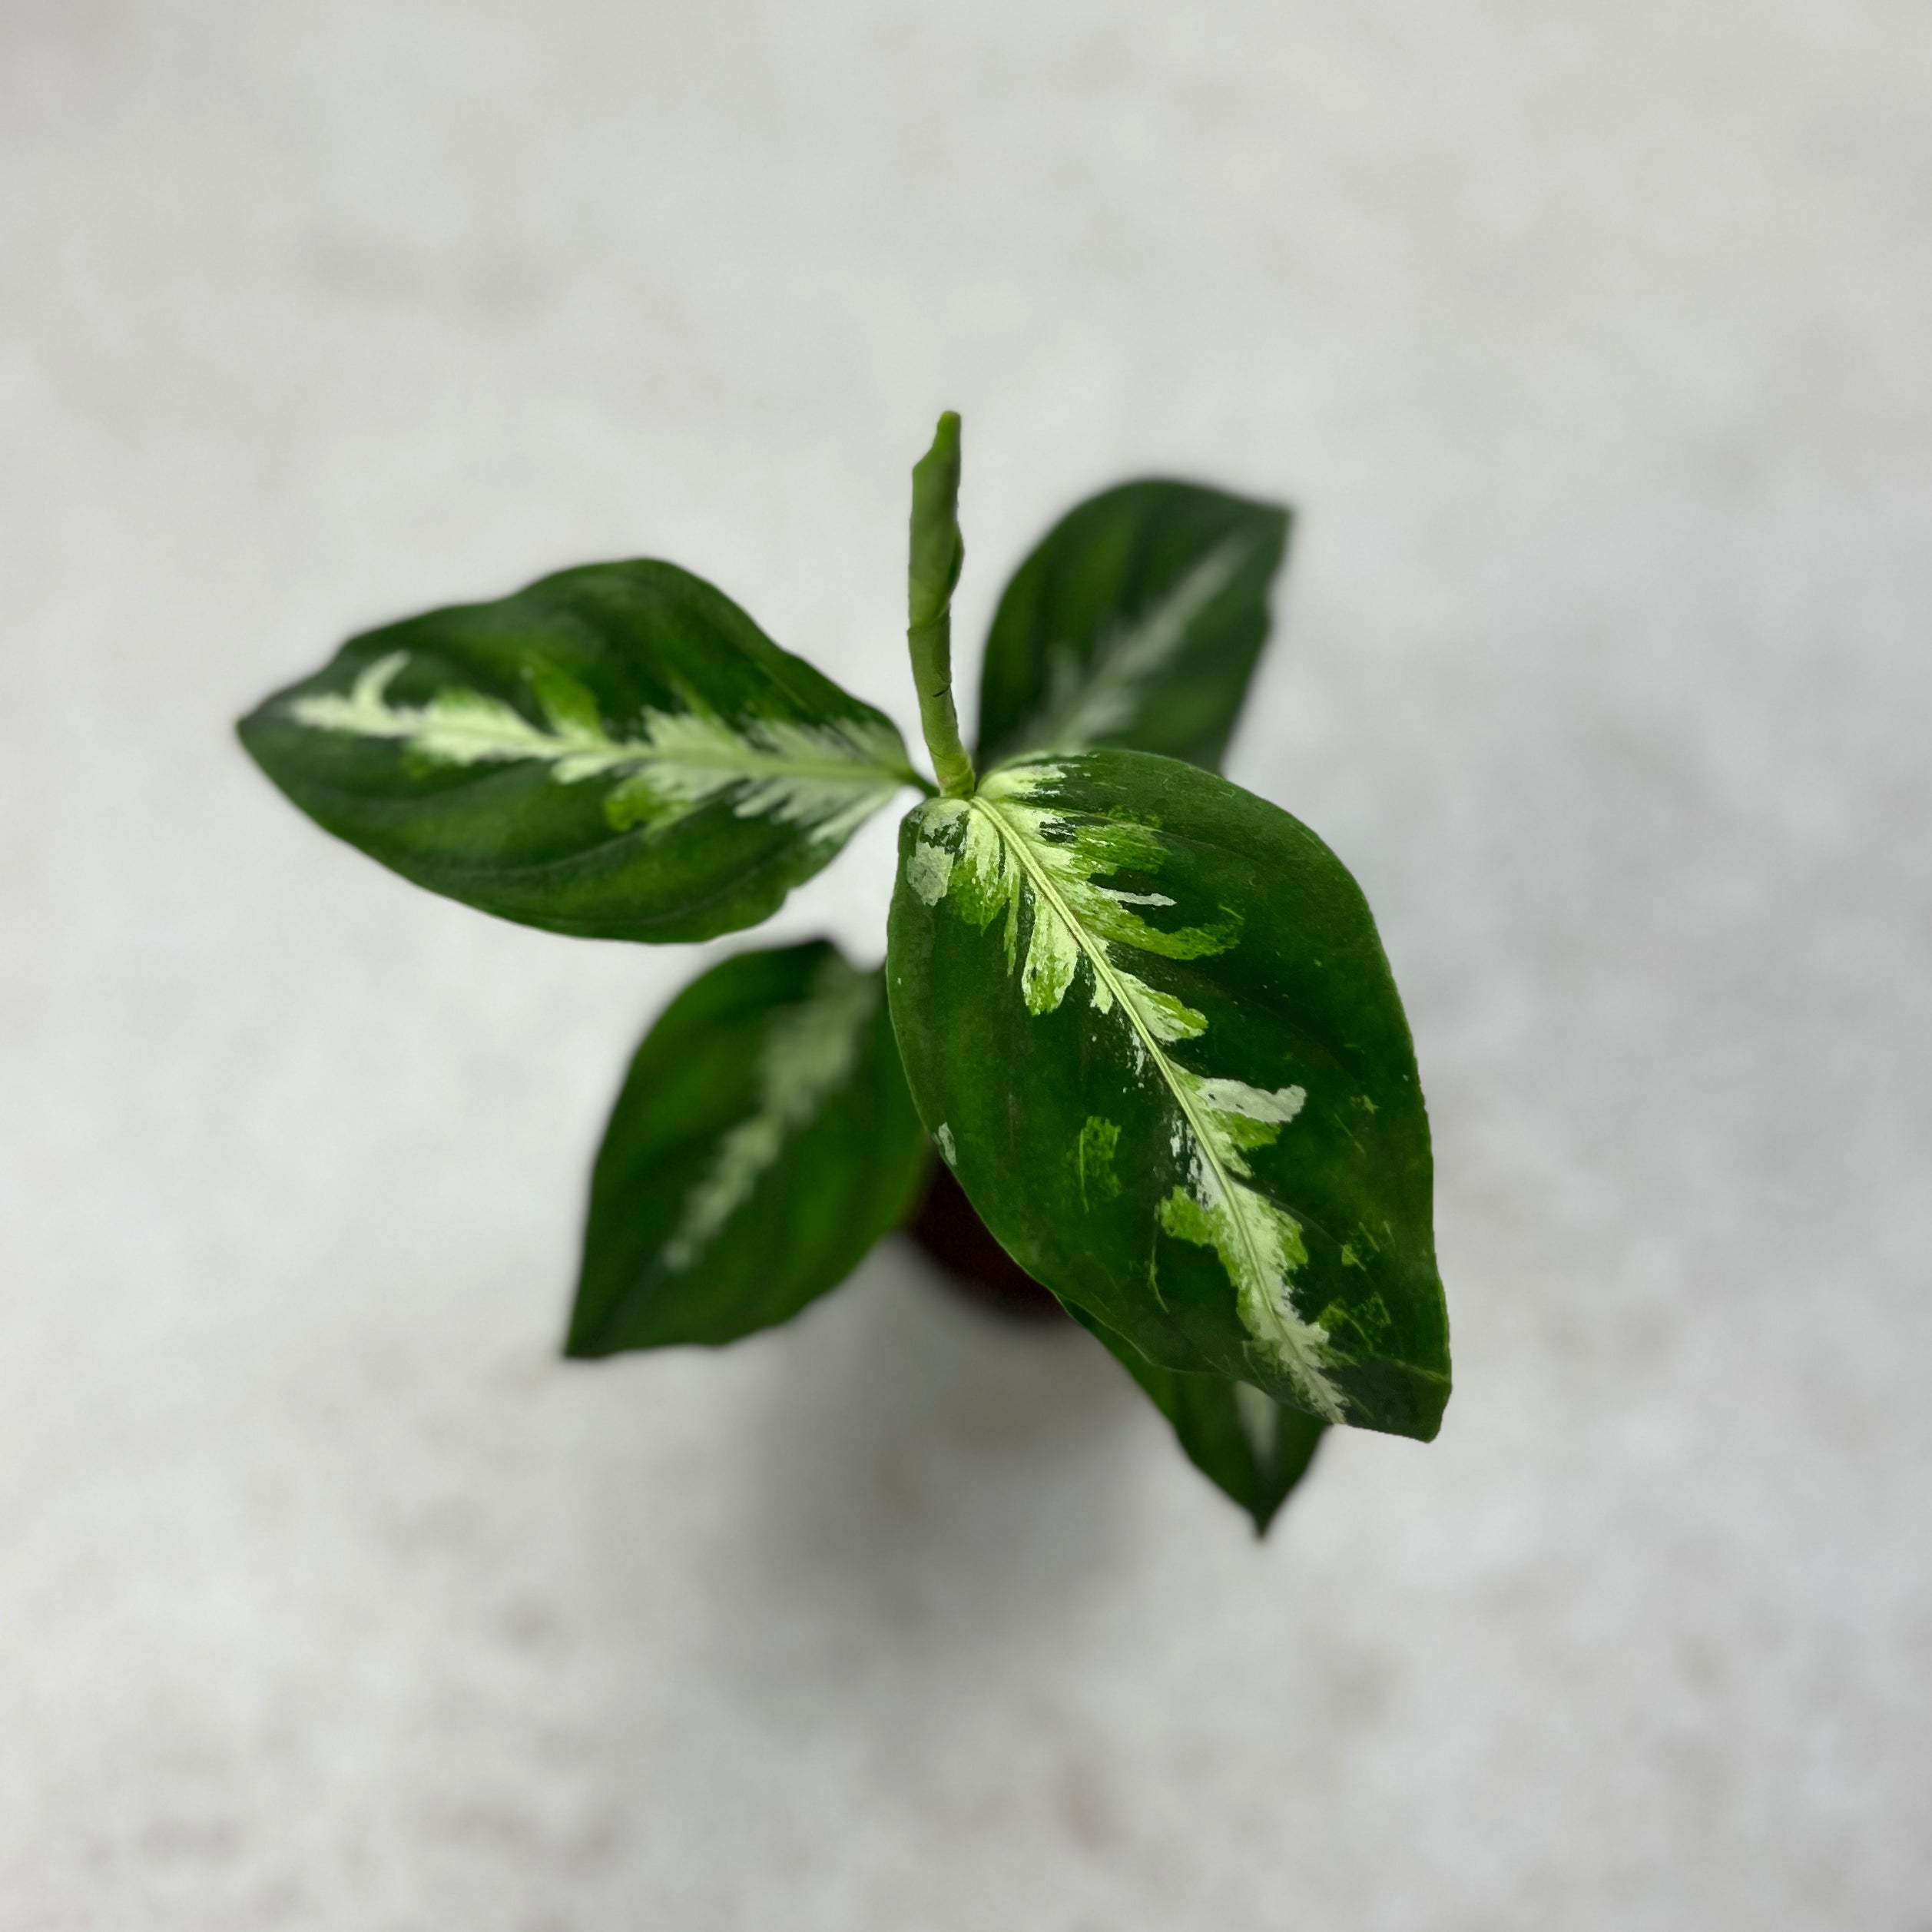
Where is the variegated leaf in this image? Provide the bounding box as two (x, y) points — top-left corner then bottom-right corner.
(238, 561), (920, 943)
(887, 751), (1450, 1440)
(568, 941), (926, 1354)
(976, 480), (1291, 772)
(1069, 1306), (1325, 1534)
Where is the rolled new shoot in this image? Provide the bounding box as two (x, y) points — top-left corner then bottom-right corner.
(907, 411), (976, 799)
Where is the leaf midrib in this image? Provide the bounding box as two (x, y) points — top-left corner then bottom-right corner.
(298, 675), (915, 790)
(461, 721), (911, 788)
(967, 790), (1282, 1353)
(638, 743), (912, 784)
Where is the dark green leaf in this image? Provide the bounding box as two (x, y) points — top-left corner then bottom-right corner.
(1070, 1306), (1325, 1534)
(887, 751), (1450, 1441)
(238, 561), (920, 943)
(976, 480), (1291, 772)
(568, 940), (927, 1354)
(972, 476), (1314, 1503)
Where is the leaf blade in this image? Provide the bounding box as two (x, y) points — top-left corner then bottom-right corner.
(239, 560), (917, 943)
(886, 751), (1450, 1441)
(568, 941), (927, 1354)
(1069, 1306), (1325, 1534)
(976, 480), (1291, 771)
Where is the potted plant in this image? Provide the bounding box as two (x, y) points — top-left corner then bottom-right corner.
(238, 413), (1450, 1533)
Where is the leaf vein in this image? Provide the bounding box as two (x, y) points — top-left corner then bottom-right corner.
(966, 785), (1344, 1419)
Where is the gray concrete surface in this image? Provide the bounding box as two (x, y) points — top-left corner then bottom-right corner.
(3, 2), (1929, 1925)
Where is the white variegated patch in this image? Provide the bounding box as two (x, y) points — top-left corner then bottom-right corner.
(661, 955), (880, 1273)
(1012, 536), (1257, 753)
(288, 651), (910, 843)
(1232, 1380), (1282, 1466)
(1155, 1070), (1340, 1423)
(907, 761), (1344, 1420)
(909, 767), (1224, 1046)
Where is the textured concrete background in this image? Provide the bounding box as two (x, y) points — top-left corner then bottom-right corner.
(3, 2), (1929, 1925)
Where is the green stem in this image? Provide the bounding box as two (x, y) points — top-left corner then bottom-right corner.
(906, 411), (976, 798)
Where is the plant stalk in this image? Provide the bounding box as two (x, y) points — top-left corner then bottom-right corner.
(906, 411), (976, 798)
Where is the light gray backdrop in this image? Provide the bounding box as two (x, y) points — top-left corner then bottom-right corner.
(3, 2), (1928, 1926)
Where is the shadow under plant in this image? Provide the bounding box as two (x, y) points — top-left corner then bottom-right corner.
(237, 413), (1451, 1534)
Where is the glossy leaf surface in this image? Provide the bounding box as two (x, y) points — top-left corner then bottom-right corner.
(568, 941), (926, 1354)
(888, 751), (1449, 1440)
(239, 561), (919, 943)
(976, 481), (1291, 772)
(1072, 1307), (1324, 1534)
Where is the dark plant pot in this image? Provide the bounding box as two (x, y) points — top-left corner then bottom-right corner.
(906, 1162), (1066, 1321)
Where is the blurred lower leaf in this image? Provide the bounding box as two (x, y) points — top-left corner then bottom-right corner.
(1072, 1306), (1326, 1534)
(568, 940), (927, 1354)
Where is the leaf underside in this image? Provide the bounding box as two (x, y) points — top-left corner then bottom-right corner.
(569, 940), (928, 1354)
(887, 751), (1449, 1442)
(238, 559), (917, 943)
